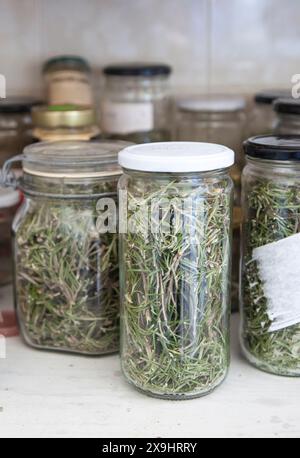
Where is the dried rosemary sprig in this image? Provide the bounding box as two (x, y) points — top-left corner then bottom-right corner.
(14, 182), (119, 355)
(241, 178), (300, 375)
(120, 173), (232, 398)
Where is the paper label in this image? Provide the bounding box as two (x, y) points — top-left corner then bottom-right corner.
(253, 233), (300, 332)
(101, 101), (154, 134)
(47, 70), (93, 106)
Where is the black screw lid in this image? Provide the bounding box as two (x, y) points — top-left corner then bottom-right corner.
(0, 97), (43, 114)
(43, 55), (91, 73)
(274, 98), (300, 115)
(103, 63), (172, 77)
(254, 89), (291, 105)
(244, 135), (300, 161)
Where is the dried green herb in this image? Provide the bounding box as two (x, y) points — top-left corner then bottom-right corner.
(120, 173), (232, 398)
(14, 182), (119, 355)
(241, 178), (300, 375)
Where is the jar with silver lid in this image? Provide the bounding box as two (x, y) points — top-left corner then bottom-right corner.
(101, 63), (172, 143)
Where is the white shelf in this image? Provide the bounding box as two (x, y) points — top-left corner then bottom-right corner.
(0, 285), (300, 438)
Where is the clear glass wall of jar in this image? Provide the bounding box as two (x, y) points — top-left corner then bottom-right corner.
(32, 105), (100, 141)
(118, 142), (234, 399)
(43, 55), (93, 106)
(0, 187), (21, 285)
(2, 141), (129, 355)
(241, 135), (300, 376)
(273, 98), (300, 135)
(0, 97), (41, 166)
(249, 90), (291, 137)
(101, 63), (172, 143)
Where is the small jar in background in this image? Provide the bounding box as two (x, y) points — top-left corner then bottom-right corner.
(0, 97), (41, 166)
(32, 105), (100, 141)
(43, 55), (94, 106)
(273, 98), (300, 135)
(0, 186), (21, 286)
(101, 63), (172, 143)
(241, 135), (300, 376)
(249, 90), (291, 136)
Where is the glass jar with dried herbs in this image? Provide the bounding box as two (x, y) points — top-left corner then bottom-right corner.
(118, 142), (234, 399)
(241, 135), (300, 376)
(2, 141), (129, 355)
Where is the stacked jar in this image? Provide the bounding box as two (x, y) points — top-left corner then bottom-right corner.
(43, 55), (94, 106)
(2, 141), (129, 355)
(118, 142), (234, 398)
(241, 135), (300, 376)
(101, 63), (172, 143)
(32, 105), (100, 141)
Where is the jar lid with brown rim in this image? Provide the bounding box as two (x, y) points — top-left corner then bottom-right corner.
(32, 105), (97, 129)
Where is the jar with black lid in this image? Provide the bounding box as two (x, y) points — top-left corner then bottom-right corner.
(43, 55), (93, 106)
(249, 90), (291, 136)
(273, 98), (300, 135)
(101, 63), (172, 143)
(241, 135), (300, 376)
(0, 97), (41, 166)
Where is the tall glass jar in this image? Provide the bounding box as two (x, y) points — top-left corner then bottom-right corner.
(0, 186), (21, 285)
(273, 98), (300, 135)
(32, 105), (100, 141)
(174, 95), (246, 312)
(2, 141), (129, 355)
(101, 63), (172, 143)
(241, 135), (300, 376)
(43, 55), (93, 106)
(249, 90), (291, 136)
(118, 142), (234, 399)
(0, 97), (41, 166)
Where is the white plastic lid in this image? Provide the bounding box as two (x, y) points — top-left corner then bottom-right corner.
(0, 186), (20, 209)
(118, 142), (235, 173)
(177, 95), (246, 113)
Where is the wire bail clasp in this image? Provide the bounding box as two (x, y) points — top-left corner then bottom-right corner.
(0, 155), (24, 189)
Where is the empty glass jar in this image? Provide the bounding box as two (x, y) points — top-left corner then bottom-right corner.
(119, 142), (234, 399)
(101, 63), (172, 143)
(32, 105), (100, 141)
(249, 90), (291, 136)
(241, 135), (300, 376)
(273, 98), (300, 135)
(2, 141), (129, 355)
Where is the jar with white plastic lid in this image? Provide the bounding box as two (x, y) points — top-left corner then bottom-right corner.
(32, 105), (100, 141)
(273, 98), (300, 135)
(2, 140), (130, 355)
(101, 63), (172, 143)
(249, 90), (291, 136)
(118, 142), (234, 399)
(241, 135), (300, 376)
(43, 55), (93, 106)
(0, 186), (20, 285)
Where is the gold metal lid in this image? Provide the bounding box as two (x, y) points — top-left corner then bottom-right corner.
(32, 104), (97, 128)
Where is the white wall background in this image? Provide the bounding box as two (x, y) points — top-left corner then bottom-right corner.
(0, 0), (299, 97)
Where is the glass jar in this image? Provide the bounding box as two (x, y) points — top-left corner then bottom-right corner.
(2, 141), (129, 355)
(32, 105), (100, 141)
(101, 63), (172, 143)
(274, 98), (300, 135)
(249, 90), (291, 137)
(118, 142), (234, 399)
(43, 55), (93, 106)
(241, 135), (300, 376)
(0, 187), (21, 285)
(0, 97), (41, 166)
